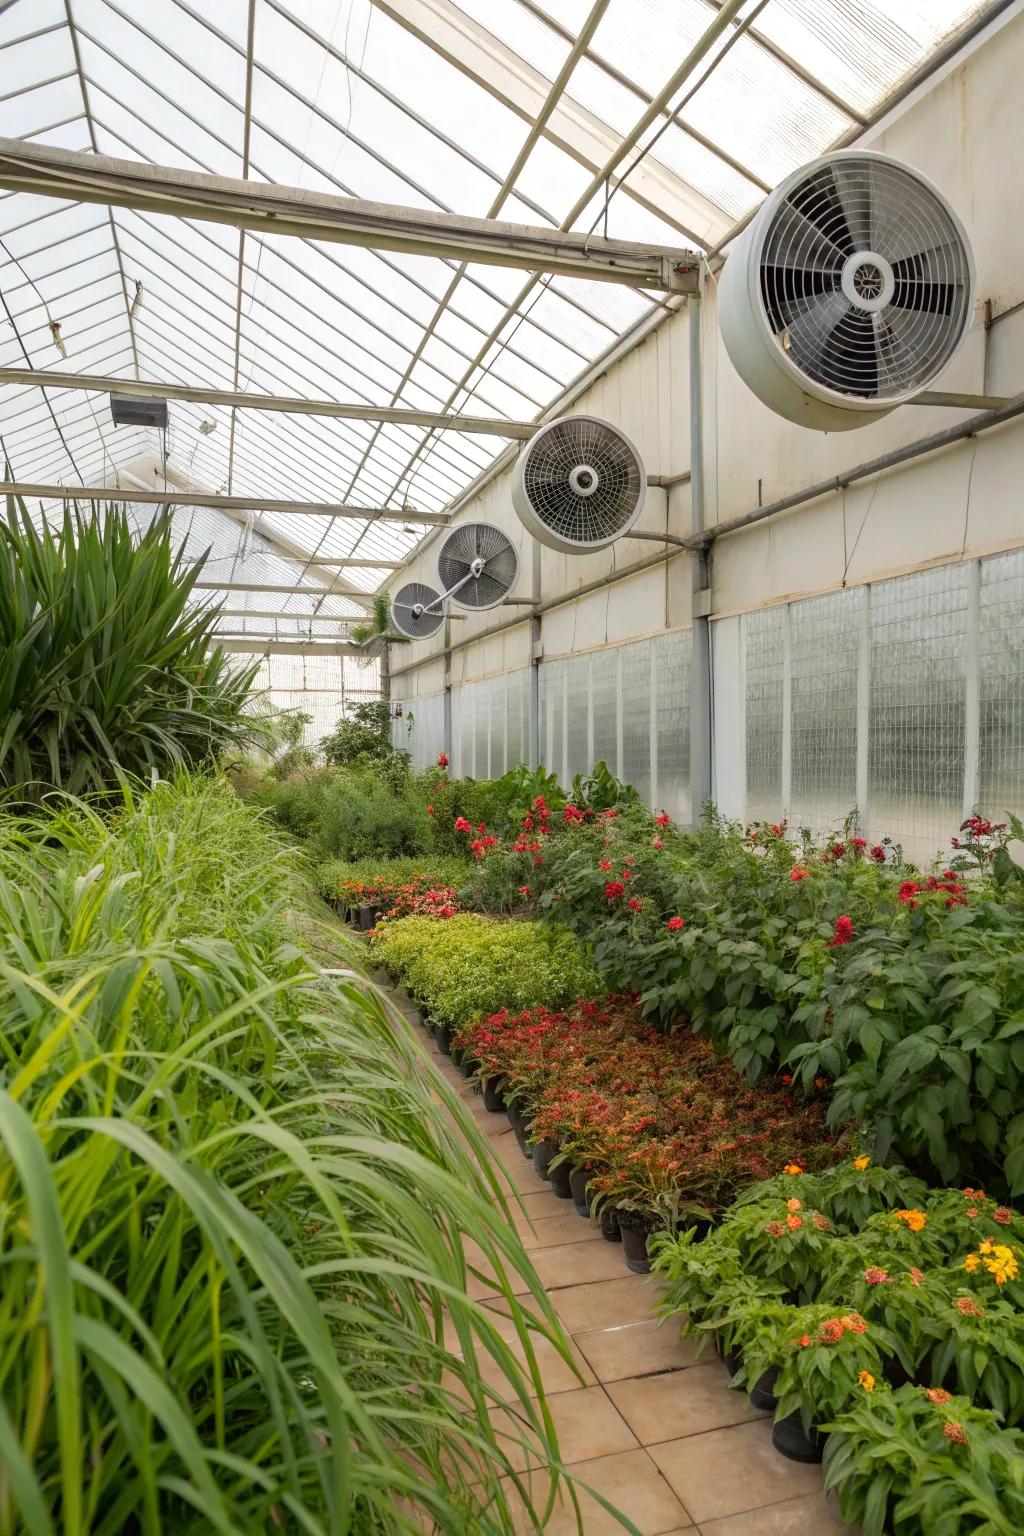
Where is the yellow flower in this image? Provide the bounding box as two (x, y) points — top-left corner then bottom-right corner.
(894, 1209), (927, 1233)
(853, 1155), (871, 1171)
(964, 1254), (981, 1273)
(858, 1371), (875, 1393)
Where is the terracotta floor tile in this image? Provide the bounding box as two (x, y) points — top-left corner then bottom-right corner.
(575, 1319), (701, 1383)
(648, 1420), (826, 1525)
(607, 1362), (766, 1445)
(531, 1239), (632, 1291)
(504, 1449), (693, 1535)
(490, 1384), (640, 1472)
(555, 1274), (658, 1333)
(696, 1491), (855, 1534)
(448, 1305), (595, 1395)
(514, 1210), (601, 1250)
(518, 1190), (564, 1222)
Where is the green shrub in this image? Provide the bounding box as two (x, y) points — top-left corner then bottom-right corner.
(320, 698), (397, 766)
(0, 777), (578, 1532)
(0, 498), (260, 799)
(370, 913), (599, 1027)
(256, 764), (432, 861)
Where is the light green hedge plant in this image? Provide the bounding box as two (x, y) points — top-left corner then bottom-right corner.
(370, 913), (600, 1027)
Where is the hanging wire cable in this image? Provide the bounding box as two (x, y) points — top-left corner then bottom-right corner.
(0, 282), (83, 482)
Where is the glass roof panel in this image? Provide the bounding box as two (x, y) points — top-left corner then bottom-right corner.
(0, 0), (992, 635)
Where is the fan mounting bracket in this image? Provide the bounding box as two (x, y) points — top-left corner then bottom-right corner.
(910, 391), (1014, 410)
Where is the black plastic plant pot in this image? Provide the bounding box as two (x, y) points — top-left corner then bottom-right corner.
(749, 1368), (779, 1412)
(358, 904), (378, 932)
(771, 1411), (823, 1464)
(434, 1023), (453, 1056)
(569, 1165), (592, 1219)
(714, 1335), (742, 1378)
(482, 1077), (506, 1114)
(457, 1055), (478, 1079)
(531, 1138), (560, 1181)
(599, 1205), (621, 1243)
(548, 1159), (573, 1200)
(617, 1215), (655, 1274)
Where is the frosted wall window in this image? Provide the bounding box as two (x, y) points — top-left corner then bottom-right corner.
(789, 589), (862, 834)
(744, 608), (785, 824)
(867, 564), (967, 852)
(980, 549), (1024, 818)
(507, 668), (530, 769)
(591, 647), (618, 776)
(565, 653), (590, 783)
(400, 692), (443, 769)
(621, 641), (652, 806)
(653, 629), (691, 821)
(539, 660), (565, 784)
(250, 651), (379, 744)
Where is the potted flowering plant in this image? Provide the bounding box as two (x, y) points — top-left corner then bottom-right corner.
(752, 1304), (897, 1462)
(823, 1383), (1024, 1536)
(923, 1292), (1024, 1425)
(712, 1196), (836, 1300)
(818, 1239), (949, 1379)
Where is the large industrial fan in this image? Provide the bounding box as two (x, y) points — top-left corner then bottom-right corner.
(718, 150), (976, 431)
(390, 582), (445, 640)
(511, 415), (646, 552)
(437, 522), (518, 609)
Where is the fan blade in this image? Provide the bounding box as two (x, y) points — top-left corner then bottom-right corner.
(891, 247), (961, 315)
(787, 167), (856, 258)
(819, 308), (879, 397)
(782, 287), (851, 367)
(761, 263), (842, 333)
(872, 311), (918, 391)
(830, 161), (873, 252)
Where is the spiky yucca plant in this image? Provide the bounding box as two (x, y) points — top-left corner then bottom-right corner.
(0, 498), (260, 798)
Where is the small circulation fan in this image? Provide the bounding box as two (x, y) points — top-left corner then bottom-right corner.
(437, 522), (518, 610)
(718, 151), (976, 431)
(512, 415), (646, 553)
(390, 582), (445, 640)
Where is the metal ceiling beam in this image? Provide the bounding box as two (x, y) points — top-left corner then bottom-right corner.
(201, 608), (357, 622)
(0, 138), (700, 292)
(0, 367), (536, 438)
(225, 0), (257, 500)
(193, 581), (370, 604)
(373, 0), (731, 247)
(0, 480), (449, 524)
(216, 639), (362, 655)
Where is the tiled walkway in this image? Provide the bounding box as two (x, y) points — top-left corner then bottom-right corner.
(381, 977), (855, 1535)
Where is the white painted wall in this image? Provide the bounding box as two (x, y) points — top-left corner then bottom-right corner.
(389, 12), (1024, 845)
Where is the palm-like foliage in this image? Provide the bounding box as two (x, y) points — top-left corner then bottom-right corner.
(0, 498), (260, 799)
(0, 778), (603, 1534)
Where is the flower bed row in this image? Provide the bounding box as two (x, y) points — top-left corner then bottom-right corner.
(653, 1164), (1024, 1532)
(450, 996), (842, 1273)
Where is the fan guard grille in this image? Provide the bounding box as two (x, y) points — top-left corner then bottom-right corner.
(515, 417), (644, 550)
(759, 156), (973, 401)
(437, 522), (518, 610)
(391, 582), (444, 640)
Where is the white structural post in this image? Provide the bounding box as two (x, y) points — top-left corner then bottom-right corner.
(649, 642), (659, 812)
(615, 648), (624, 779)
(781, 604), (793, 815)
(688, 291), (713, 822)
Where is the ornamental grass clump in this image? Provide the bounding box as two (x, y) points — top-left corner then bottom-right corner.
(0, 777), (587, 1533)
(0, 498), (260, 800)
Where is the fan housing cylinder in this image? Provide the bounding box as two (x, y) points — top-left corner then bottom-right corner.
(718, 150), (976, 432)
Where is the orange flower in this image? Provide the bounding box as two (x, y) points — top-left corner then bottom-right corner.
(858, 1371), (875, 1393)
(783, 1163), (803, 1176)
(894, 1208), (927, 1232)
(799, 1334), (812, 1348)
(995, 1207), (1012, 1225)
(943, 1422), (968, 1445)
(812, 1213), (830, 1231)
(841, 1314), (868, 1335)
(907, 1267), (923, 1287)
(956, 1296), (984, 1317)
(818, 1319), (844, 1344)
(787, 1198), (802, 1212)
(786, 1213), (803, 1231)
(924, 1388), (951, 1404)
(864, 1267), (890, 1285)
(853, 1154), (871, 1171)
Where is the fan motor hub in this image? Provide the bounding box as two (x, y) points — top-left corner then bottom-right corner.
(568, 463), (600, 498)
(841, 250), (895, 313)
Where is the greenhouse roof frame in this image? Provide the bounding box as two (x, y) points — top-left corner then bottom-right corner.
(0, 0), (1009, 641)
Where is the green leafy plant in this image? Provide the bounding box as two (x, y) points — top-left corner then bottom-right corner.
(0, 498), (261, 799)
(320, 698), (399, 766)
(0, 776), (596, 1532)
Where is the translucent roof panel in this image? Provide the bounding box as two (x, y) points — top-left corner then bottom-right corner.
(0, 0), (990, 638)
